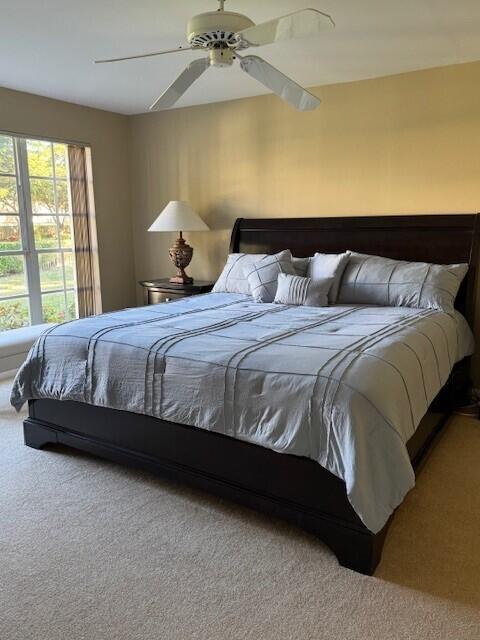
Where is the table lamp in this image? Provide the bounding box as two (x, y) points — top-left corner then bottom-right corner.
(148, 201), (209, 284)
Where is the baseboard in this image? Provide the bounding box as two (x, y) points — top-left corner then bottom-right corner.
(0, 368), (18, 381)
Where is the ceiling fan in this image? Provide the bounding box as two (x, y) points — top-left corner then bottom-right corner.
(95, 0), (335, 112)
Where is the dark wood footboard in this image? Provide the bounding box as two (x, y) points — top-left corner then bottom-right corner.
(23, 404), (388, 575)
(24, 358), (467, 575)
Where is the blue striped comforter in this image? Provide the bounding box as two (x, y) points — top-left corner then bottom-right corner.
(11, 293), (474, 532)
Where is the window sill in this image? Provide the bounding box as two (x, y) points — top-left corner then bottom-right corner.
(0, 323), (55, 373)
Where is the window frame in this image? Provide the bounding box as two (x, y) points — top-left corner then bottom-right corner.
(0, 134), (79, 328)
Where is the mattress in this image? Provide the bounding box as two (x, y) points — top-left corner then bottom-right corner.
(11, 293), (474, 533)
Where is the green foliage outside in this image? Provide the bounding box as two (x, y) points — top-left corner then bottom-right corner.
(0, 299), (29, 330)
(1, 137), (69, 215)
(42, 293), (76, 324)
(0, 294), (76, 330)
(0, 244), (23, 275)
(0, 136), (15, 175)
(1, 136), (18, 213)
(0, 136), (77, 330)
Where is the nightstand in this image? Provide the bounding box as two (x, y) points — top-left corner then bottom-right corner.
(139, 279), (214, 305)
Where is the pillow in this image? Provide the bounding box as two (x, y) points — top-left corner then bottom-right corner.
(307, 252), (351, 303)
(337, 252), (468, 314)
(274, 274), (333, 307)
(246, 250), (296, 302)
(292, 256), (311, 277)
(212, 253), (266, 294)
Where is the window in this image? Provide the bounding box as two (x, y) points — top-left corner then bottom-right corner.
(0, 134), (78, 330)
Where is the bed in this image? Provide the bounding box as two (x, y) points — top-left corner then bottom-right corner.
(13, 214), (479, 574)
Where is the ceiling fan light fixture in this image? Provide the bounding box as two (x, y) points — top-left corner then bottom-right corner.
(209, 48), (235, 67)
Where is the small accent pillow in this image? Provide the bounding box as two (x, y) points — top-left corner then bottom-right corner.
(212, 253), (266, 294)
(292, 256), (311, 277)
(246, 250), (296, 302)
(337, 252), (468, 314)
(307, 252), (351, 303)
(274, 274), (333, 307)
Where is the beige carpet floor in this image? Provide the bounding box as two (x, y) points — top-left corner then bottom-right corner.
(0, 377), (479, 640)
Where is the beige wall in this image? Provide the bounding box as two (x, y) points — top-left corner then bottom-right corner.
(130, 61), (480, 379)
(0, 86), (136, 311)
(130, 61), (480, 287)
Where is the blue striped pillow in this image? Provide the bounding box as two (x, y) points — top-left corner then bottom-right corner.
(246, 250), (296, 302)
(274, 273), (333, 307)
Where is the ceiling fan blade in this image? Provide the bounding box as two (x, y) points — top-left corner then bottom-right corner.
(236, 9), (334, 47)
(95, 46), (193, 64)
(239, 55), (320, 111)
(150, 58), (210, 111)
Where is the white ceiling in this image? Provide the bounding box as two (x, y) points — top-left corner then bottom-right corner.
(2, 0), (480, 115)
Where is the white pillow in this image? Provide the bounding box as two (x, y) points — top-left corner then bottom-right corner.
(212, 253), (266, 294)
(246, 250), (296, 302)
(307, 252), (351, 303)
(338, 252), (468, 314)
(274, 274), (333, 307)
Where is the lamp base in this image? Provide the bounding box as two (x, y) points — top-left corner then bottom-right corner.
(169, 274), (194, 285)
(169, 233), (194, 285)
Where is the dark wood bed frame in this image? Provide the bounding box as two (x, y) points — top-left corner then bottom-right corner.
(24, 214), (479, 575)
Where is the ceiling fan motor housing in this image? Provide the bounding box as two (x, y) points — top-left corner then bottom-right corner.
(187, 11), (254, 49)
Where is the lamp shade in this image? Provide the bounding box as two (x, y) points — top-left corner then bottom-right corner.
(148, 201), (209, 232)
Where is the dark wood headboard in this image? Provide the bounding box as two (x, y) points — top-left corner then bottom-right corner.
(229, 214), (480, 324)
